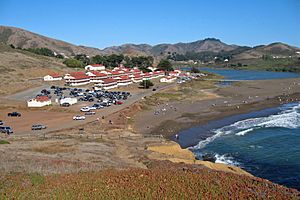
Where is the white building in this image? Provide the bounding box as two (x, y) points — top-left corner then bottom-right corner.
(59, 97), (78, 105)
(85, 64), (106, 71)
(95, 78), (118, 90)
(131, 74), (143, 83)
(160, 76), (177, 83)
(64, 72), (90, 86)
(86, 71), (108, 83)
(117, 75), (133, 86)
(43, 73), (62, 81)
(27, 96), (52, 107)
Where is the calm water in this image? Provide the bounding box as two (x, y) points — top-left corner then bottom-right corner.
(200, 68), (300, 80)
(177, 69), (300, 190)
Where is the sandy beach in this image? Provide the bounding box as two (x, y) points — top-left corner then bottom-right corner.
(134, 78), (300, 141)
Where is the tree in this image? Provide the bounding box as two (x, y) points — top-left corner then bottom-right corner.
(157, 59), (173, 71)
(74, 54), (90, 65)
(190, 66), (200, 73)
(26, 47), (55, 57)
(55, 54), (64, 59)
(63, 58), (83, 68)
(107, 54), (124, 67)
(139, 80), (154, 89)
(91, 55), (107, 65)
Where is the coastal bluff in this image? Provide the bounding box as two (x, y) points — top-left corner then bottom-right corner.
(147, 141), (252, 176)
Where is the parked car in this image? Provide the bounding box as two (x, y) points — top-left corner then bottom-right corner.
(73, 115), (86, 120)
(92, 104), (103, 109)
(31, 124), (47, 130)
(0, 126), (13, 134)
(0, 120), (3, 125)
(80, 107), (91, 112)
(115, 101), (123, 105)
(8, 112), (21, 117)
(61, 102), (70, 107)
(85, 111), (96, 115)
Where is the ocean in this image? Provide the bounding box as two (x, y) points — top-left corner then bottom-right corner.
(189, 101), (300, 190)
(175, 68), (300, 189)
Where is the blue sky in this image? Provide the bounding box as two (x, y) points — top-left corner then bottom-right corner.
(0, 0), (299, 49)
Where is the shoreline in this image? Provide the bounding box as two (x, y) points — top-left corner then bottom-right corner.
(134, 78), (300, 141)
(133, 78), (300, 182)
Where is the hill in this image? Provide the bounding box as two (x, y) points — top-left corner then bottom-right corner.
(0, 42), (69, 95)
(0, 26), (103, 56)
(233, 42), (300, 60)
(1, 25), (299, 60)
(103, 38), (237, 56)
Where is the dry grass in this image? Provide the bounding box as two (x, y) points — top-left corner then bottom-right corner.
(141, 78), (219, 109)
(32, 143), (76, 154)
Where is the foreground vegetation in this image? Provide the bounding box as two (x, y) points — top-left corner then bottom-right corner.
(0, 161), (298, 199)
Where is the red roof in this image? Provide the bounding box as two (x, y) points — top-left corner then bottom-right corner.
(91, 64), (104, 67)
(111, 71), (124, 75)
(134, 74), (142, 78)
(69, 72), (89, 79)
(132, 69), (141, 73)
(119, 75), (130, 80)
(49, 73), (61, 78)
(144, 72), (151, 77)
(91, 71), (107, 77)
(103, 78), (117, 84)
(35, 96), (50, 102)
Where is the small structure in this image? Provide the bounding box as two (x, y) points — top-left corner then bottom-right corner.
(59, 97), (77, 105)
(169, 70), (181, 77)
(160, 76), (177, 83)
(27, 96), (51, 107)
(85, 64), (106, 71)
(43, 73), (62, 81)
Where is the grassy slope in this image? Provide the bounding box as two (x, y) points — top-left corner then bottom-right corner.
(0, 43), (68, 95)
(0, 161), (298, 199)
(178, 57), (300, 73)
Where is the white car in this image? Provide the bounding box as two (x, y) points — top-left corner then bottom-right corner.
(73, 115), (86, 120)
(88, 106), (97, 110)
(80, 106), (91, 112)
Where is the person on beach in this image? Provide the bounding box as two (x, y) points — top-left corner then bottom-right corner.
(175, 134), (179, 140)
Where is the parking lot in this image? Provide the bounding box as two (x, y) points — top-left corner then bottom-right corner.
(0, 81), (176, 135)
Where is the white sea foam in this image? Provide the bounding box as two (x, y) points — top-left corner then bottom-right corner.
(235, 128), (254, 136)
(192, 102), (300, 150)
(214, 154), (240, 166)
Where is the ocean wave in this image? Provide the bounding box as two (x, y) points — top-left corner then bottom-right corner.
(235, 128), (254, 136)
(192, 102), (300, 150)
(215, 154), (240, 166)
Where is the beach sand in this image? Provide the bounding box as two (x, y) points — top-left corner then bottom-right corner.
(147, 141), (252, 176)
(134, 78), (300, 139)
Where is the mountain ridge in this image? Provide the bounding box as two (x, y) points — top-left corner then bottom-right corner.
(0, 25), (299, 59)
